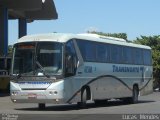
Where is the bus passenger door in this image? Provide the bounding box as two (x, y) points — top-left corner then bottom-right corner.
(64, 40), (79, 102)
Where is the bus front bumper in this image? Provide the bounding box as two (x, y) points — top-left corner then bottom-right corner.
(10, 90), (65, 104)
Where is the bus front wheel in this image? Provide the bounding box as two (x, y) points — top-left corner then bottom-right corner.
(77, 88), (87, 108)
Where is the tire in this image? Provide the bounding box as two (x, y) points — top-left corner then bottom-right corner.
(38, 103), (45, 110)
(82, 89), (87, 104)
(77, 88), (87, 108)
(122, 86), (139, 104)
(132, 86), (139, 104)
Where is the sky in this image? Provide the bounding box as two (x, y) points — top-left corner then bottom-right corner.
(8, 0), (160, 45)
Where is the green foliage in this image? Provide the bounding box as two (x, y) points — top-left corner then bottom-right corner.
(8, 45), (13, 56)
(87, 31), (128, 40)
(134, 35), (160, 88)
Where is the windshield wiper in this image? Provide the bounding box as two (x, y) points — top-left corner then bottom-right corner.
(35, 61), (50, 78)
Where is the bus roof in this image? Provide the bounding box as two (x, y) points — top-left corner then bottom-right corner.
(17, 33), (151, 49)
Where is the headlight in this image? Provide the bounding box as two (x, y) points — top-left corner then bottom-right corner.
(11, 91), (18, 96)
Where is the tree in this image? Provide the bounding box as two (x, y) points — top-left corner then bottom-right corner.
(8, 45), (13, 56)
(134, 35), (160, 88)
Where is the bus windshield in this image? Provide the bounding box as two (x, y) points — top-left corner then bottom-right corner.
(12, 42), (63, 76)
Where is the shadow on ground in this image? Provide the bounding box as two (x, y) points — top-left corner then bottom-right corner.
(0, 93), (10, 97)
(15, 100), (155, 111)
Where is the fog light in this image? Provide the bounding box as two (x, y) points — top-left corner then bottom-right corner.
(54, 91), (58, 95)
(13, 99), (16, 102)
(49, 91), (53, 95)
(12, 92), (18, 96)
(55, 99), (59, 102)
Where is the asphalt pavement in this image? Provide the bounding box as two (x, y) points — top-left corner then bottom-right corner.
(0, 92), (160, 120)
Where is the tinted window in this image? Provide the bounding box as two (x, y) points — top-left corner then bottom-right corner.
(13, 42), (63, 75)
(37, 43), (62, 69)
(143, 50), (152, 65)
(96, 43), (110, 62)
(133, 48), (143, 65)
(110, 45), (122, 63)
(77, 40), (96, 62)
(66, 40), (76, 56)
(123, 47), (133, 64)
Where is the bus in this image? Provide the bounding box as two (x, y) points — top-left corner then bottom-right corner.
(10, 33), (153, 109)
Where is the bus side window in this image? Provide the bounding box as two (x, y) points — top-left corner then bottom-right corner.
(123, 47), (133, 64)
(65, 40), (78, 77)
(143, 50), (152, 65)
(110, 45), (122, 63)
(76, 40), (97, 62)
(96, 43), (110, 63)
(133, 48), (143, 65)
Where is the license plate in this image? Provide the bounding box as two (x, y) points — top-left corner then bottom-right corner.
(28, 93), (37, 99)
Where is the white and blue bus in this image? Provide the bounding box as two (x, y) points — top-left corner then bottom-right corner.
(10, 33), (153, 109)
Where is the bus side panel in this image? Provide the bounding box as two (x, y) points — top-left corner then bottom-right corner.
(140, 79), (153, 96)
(63, 76), (83, 103)
(90, 77), (132, 100)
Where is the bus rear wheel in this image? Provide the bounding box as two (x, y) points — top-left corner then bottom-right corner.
(132, 86), (139, 104)
(38, 103), (45, 110)
(122, 86), (139, 104)
(127, 86), (139, 104)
